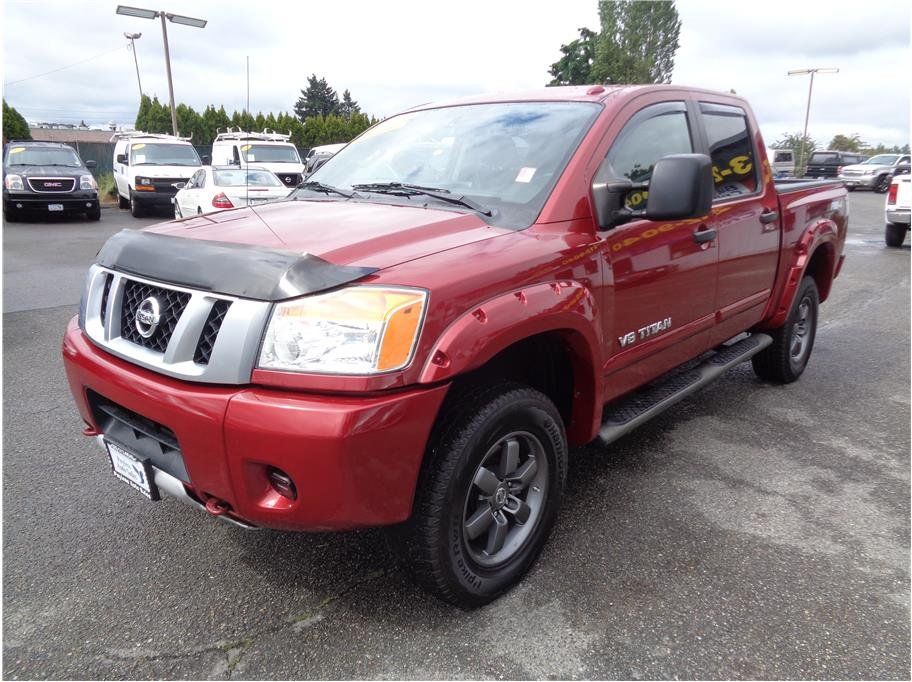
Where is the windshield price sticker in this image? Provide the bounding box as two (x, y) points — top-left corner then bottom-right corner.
(515, 167), (537, 183)
(132, 143), (146, 150)
(9, 147), (25, 154)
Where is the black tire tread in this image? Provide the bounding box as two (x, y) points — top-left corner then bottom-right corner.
(391, 382), (566, 606)
(752, 276), (818, 384)
(885, 222), (907, 247)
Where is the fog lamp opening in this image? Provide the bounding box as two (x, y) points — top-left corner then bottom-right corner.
(267, 467), (297, 500)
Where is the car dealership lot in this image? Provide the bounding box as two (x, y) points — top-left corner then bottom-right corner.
(3, 194), (909, 679)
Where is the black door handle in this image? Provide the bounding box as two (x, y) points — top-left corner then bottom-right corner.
(693, 228), (717, 244)
(760, 210), (778, 224)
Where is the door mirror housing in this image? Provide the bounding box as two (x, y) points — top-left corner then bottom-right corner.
(201, 155), (211, 165)
(592, 153), (714, 229)
(173, 182), (186, 190)
(85, 160), (97, 170)
(116, 153), (127, 164)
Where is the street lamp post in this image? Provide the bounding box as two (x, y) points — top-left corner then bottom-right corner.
(124, 32), (143, 99)
(115, 5), (207, 137)
(788, 67), (839, 174)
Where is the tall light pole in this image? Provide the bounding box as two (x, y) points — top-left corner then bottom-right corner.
(124, 32), (143, 99)
(788, 67), (839, 173)
(115, 5), (207, 137)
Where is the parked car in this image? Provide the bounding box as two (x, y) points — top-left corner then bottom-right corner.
(885, 173), (910, 247)
(210, 129), (305, 189)
(804, 150), (866, 178)
(839, 153), (912, 193)
(112, 132), (203, 217)
(766, 147), (795, 177)
(173, 166), (291, 218)
(304, 143), (346, 175)
(64, 85), (847, 607)
(3, 141), (100, 221)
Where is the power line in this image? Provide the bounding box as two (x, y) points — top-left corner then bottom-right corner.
(4, 46), (124, 87)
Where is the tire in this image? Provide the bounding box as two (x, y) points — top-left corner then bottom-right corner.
(874, 174), (891, 193)
(885, 222), (907, 247)
(390, 383), (567, 607)
(752, 276), (819, 384)
(4, 204), (20, 223)
(129, 191), (144, 218)
(118, 193), (129, 209)
(87, 205), (101, 221)
(845, 186), (855, 192)
(174, 203), (182, 220)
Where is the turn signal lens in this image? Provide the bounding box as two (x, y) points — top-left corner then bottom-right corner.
(258, 286), (428, 374)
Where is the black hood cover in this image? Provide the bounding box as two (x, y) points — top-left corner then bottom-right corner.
(95, 230), (377, 301)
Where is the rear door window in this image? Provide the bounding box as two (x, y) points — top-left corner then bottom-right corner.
(698, 102), (759, 200)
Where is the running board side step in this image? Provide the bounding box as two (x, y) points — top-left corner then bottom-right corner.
(598, 333), (773, 445)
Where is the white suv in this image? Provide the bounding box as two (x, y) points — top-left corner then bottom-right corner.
(210, 129), (305, 189)
(839, 153), (911, 193)
(112, 132), (203, 217)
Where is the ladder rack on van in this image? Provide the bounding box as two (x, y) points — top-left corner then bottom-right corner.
(109, 131), (193, 143)
(213, 128), (292, 143)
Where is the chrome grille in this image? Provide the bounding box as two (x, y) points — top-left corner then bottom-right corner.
(194, 299), (232, 364)
(26, 177), (76, 192)
(120, 281), (191, 353)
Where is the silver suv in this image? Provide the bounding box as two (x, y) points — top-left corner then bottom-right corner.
(839, 153), (911, 193)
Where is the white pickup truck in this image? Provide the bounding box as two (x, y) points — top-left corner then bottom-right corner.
(885, 173), (911, 247)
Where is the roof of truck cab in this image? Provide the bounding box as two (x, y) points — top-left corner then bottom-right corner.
(405, 84), (748, 111)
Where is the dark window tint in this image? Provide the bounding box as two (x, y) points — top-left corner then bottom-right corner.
(699, 103), (758, 199)
(603, 102), (693, 184)
(809, 152), (839, 164)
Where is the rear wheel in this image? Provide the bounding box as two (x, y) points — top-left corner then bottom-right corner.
(390, 384), (567, 607)
(885, 222), (907, 247)
(752, 276), (819, 384)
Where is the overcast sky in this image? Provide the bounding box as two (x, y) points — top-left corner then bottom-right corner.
(3, 0), (910, 147)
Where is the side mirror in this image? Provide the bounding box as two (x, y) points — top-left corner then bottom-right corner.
(173, 182), (186, 190)
(201, 155), (211, 165)
(592, 153), (713, 229)
(116, 154), (127, 164)
(85, 160), (97, 170)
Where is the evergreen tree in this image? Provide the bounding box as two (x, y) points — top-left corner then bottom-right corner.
(548, 28), (598, 86)
(339, 90), (361, 119)
(294, 75), (340, 121)
(3, 100), (31, 141)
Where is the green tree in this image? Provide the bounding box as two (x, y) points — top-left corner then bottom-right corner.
(774, 132), (816, 176)
(3, 100), (31, 141)
(590, 0), (682, 84)
(339, 89), (361, 119)
(828, 133), (863, 152)
(548, 27), (598, 86)
(294, 75), (340, 121)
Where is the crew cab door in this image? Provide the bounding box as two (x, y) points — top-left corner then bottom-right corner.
(596, 100), (718, 398)
(694, 101), (779, 344)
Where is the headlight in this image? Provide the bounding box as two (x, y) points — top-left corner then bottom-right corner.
(4, 174), (24, 190)
(258, 286), (428, 374)
(80, 174), (97, 190)
(863, 169), (876, 175)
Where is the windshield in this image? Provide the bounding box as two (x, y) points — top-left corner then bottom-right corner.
(214, 169), (283, 187)
(130, 143), (200, 166)
(5, 145), (82, 167)
(862, 154), (900, 165)
(299, 101), (601, 228)
(240, 144), (301, 163)
(808, 152), (838, 163)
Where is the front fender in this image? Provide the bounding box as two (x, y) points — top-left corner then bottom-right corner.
(419, 280), (604, 442)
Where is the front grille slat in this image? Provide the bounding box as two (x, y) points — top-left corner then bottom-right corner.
(99, 274), (112, 326)
(194, 300), (232, 365)
(120, 281), (191, 353)
(26, 177), (77, 192)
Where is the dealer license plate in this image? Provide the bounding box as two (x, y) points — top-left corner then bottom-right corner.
(106, 440), (159, 500)
(48, 204), (64, 212)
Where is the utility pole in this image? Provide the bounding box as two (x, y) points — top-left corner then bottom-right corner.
(788, 67), (839, 174)
(116, 6), (207, 137)
(246, 56), (250, 115)
(124, 32), (143, 99)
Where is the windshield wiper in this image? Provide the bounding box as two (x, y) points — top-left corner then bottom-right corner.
(351, 182), (492, 216)
(295, 180), (356, 198)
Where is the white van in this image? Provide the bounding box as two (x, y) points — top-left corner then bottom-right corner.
(766, 147), (795, 178)
(112, 132), (203, 217)
(210, 129), (305, 189)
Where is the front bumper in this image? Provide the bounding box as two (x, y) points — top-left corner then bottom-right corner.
(4, 190), (99, 213)
(62, 317), (450, 531)
(131, 189), (176, 206)
(886, 208), (911, 225)
(839, 174), (878, 189)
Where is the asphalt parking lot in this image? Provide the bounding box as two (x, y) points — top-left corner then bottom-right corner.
(3, 192), (909, 679)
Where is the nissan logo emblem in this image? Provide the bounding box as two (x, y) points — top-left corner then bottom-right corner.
(135, 297), (162, 338)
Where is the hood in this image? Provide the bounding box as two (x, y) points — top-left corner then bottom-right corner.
(130, 165), (200, 178)
(4, 164), (86, 177)
(146, 198), (511, 271)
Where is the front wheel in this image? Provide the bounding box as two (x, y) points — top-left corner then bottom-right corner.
(752, 276), (819, 383)
(129, 191), (144, 218)
(87, 206), (101, 221)
(875, 175), (891, 193)
(118, 193), (129, 209)
(885, 222), (907, 247)
(391, 384), (567, 607)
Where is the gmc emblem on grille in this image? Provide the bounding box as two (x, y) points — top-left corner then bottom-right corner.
(135, 297), (162, 338)
(44, 182), (63, 187)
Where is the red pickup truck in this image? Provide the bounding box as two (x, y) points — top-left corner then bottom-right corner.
(63, 85), (847, 606)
